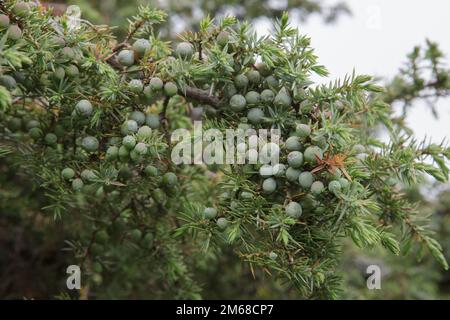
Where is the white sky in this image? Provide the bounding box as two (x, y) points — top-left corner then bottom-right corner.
(257, 0), (450, 143)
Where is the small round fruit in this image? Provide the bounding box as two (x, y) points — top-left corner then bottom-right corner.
(122, 135), (136, 150)
(12, 2), (31, 18)
(149, 77), (163, 91)
(72, 178), (84, 191)
(106, 146), (119, 160)
(300, 100), (313, 113)
(65, 65), (79, 78)
(81, 169), (97, 181)
(145, 114), (160, 129)
(129, 229), (142, 242)
(7, 25), (22, 40)
(118, 145), (129, 159)
(45, 133), (57, 145)
(137, 125), (152, 140)
(134, 142), (148, 155)
(129, 111), (146, 126)
(286, 201), (302, 218)
(229, 94), (246, 112)
(246, 70), (261, 85)
(264, 75), (278, 88)
(0, 14), (10, 28)
(118, 50), (134, 66)
(162, 172), (178, 186)
(129, 79), (143, 93)
(144, 165), (158, 177)
(286, 167), (301, 182)
(262, 177), (277, 194)
(224, 84), (237, 98)
(295, 124), (311, 138)
(234, 74), (248, 89)
(272, 163), (286, 177)
(285, 136), (302, 151)
(260, 142), (280, 164)
(164, 81), (178, 96)
(269, 251), (278, 260)
(29, 127), (43, 139)
(204, 207), (217, 219)
(245, 91), (261, 105)
(75, 99), (93, 117)
(310, 181), (324, 195)
(247, 108), (264, 124)
(0, 75), (17, 90)
(256, 62), (271, 77)
(176, 42), (194, 59)
(132, 38), (151, 57)
(216, 217), (229, 230)
(287, 151), (303, 169)
(328, 180), (342, 195)
(304, 146), (323, 164)
(240, 191), (253, 199)
(121, 120), (139, 134)
(274, 87), (292, 108)
(259, 164), (273, 178)
(298, 172), (314, 189)
(216, 31), (230, 47)
(61, 47), (75, 60)
(261, 89), (275, 103)
(81, 136), (99, 152)
(339, 178), (349, 189)
(61, 168), (75, 180)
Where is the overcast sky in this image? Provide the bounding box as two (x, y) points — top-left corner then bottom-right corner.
(258, 0), (450, 143)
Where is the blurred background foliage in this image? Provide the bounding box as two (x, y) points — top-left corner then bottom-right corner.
(1, 0), (449, 299)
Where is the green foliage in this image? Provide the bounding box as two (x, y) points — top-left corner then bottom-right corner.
(0, 0), (448, 299)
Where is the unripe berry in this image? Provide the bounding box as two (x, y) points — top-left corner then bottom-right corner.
(152, 188), (167, 204)
(132, 38), (151, 57)
(130, 111), (146, 126)
(328, 180), (342, 195)
(75, 99), (93, 117)
(246, 70), (261, 85)
(216, 217), (229, 230)
(122, 135), (136, 150)
(81, 169), (97, 181)
(240, 191), (253, 199)
(118, 50), (135, 66)
(7, 25), (22, 40)
(295, 123), (311, 138)
(247, 108), (264, 124)
(224, 83), (237, 98)
(285, 136), (302, 151)
(176, 42), (194, 59)
(286, 167), (301, 182)
(269, 251), (278, 260)
(65, 65), (79, 78)
(29, 127), (43, 139)
(272, 163), (286, 177)
(134, 142), (148, 155)
(161, 172), (177, 187)
(0, 14), (10, 28)
(256, 62), (272, 77)
(106, 145), (119, 160)
(12, 2), (31, 18)
(285, 201), (302, 218)
(229, 94), (246, 112)
(287, 151), (303, 169)
(298, 172), (314, 189)
(137, 125), (152, 140)
(261, 89), (275, 103)
(234, 74), (249, 89)
(72, 178), (84, 191)
(144, 165), (158, 177)
(145, 114), (160, 129)
(264, 75), (278, 89)
(245, 91), (261, 105)
(0, 75), (17, 90)
(259, 164), (273, 178)
(121, 120), (139, 135)
(45, 133), (57, 145)
(81, 136), (99, 152)
(164, 81), (178, 96)
(129, 79), (143, 93)
(310, 181), (324, 195)
(304, 146), (323, 164)
(204, 207), (217, 219)
(129, 229), (142, 242)
(149, 77), (164, 91)
(118, 145), (129, 159)
(274, 87), (292, 108)
(260, 142), (280, 164)
(61, 168), (75, 180)
(61, 47), (75, 60)
(339, 178), (349, 189)
(262, 177), (277, 193)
